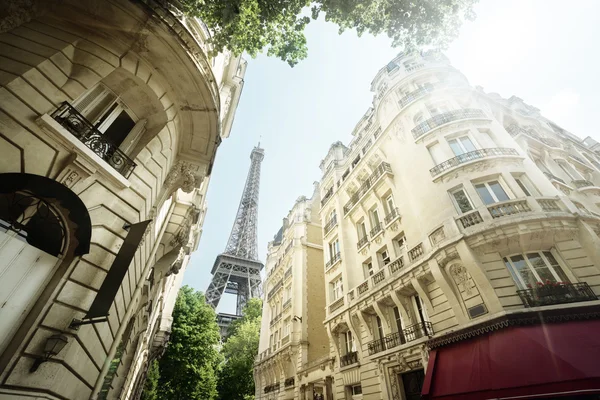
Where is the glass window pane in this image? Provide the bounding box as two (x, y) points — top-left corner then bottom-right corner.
(475, 184), (495, 205)
(488, 181), (509, 202)
(509, 255), (538, 288)
(449, 139), (464, 156)
(452, 189), (473, 213)
(515, 178), (531, 196)
(527, 253), (557, 284)
(460, 137), (477, 152)
(543, 252), (570, 282)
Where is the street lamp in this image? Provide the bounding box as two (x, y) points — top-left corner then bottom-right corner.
(29, 334), (69, 373)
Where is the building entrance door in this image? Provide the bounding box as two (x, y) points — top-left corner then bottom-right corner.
(400, 369), (425, 400)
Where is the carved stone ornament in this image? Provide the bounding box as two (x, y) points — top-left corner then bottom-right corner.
(375, 236), (383, 244)
(389, 222), (399, 231)
(450, 264), (472, 295)
(164, 161), (201, 193)
(56, 154), (95, 189)
(429, 227), (446, 246)
(395, 353), (410, 372)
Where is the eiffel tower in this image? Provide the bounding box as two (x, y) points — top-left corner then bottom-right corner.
(206, 145), (264, 333)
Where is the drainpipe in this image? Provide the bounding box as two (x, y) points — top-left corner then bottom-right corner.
(89, 200), (176, 399)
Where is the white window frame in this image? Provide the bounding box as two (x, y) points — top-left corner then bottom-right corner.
(393, 233), (407, 257)
(385, 195), (395, 215)
(344, 330), (356, 353)
(513, 174), (538, 197)
(449, 187), (474, 213)
(328, 239), (340, 260)
(379, 249), (391, 266)
(447, 134), (477, 156)
(412, 295), (429, 323)
(556, 159), (584, 180)
(363, 260), (373, 278)
(473, 179), (511, 205)
(331, 276), (343, 301)
(369, 207), (381, 227)
(356, 220), (367, 239)
(503, 251), (571, 290)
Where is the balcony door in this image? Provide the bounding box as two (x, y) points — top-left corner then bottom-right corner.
(400, 369), (425, 400)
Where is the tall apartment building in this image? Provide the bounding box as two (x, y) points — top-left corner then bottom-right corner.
(255, 187), (332, 399)
(0, 1), (245, 399)
(318, 51), (600, 400)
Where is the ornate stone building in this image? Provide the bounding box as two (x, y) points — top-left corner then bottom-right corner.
(0, 0), (245, 399)
(255, 186), (332, 400)
(318, 51), (600, 399)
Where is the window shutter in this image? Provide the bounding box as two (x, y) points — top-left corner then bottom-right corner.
(74, 84), (117, 123)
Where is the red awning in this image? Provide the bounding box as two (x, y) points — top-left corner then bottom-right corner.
(422, 320), (600, 400)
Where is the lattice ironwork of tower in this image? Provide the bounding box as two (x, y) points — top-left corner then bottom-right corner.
(205, 145), (264, 316)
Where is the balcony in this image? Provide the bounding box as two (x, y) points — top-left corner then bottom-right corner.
(264, 383), (280, 394)
(408, 243), (424, 262)
(340, 351), (359, 367)
(343, 162), (393, 215)
(281, 334), (290, 345)
(357, 280), (369, 295)
(357, 235), (369, 250)
(412, 109), (487, 140)
(270, 313), (282, 326)
(321, 187), (334, 206)
(517, 282), (596, 308)
(329, 297), (345, 313)
(323, 216), (338, 235)
(538, 198), (562, 212)
(570, 154), (592, 168)
(388, 256), (405, 275)
(284, 377), (295, 388)
(384, 207), (401, 225)
(488, 199), (531, 219)
(370, 223), (383, 238)
(283, 298), (291, 310)
(458, 210), (484, 229)
(51, 102), (136, 178)
(268, 279), (283, 300)
(367, 322), (433, 355)
(430, 148), (520, 177)
(372, 270), (386, 285)
(325, 251), (341, 271)
(572, 179), (596, 189)
(398, 84), (435, 108)
(543, 171), (566, 185)
(284, 267), (292, 280)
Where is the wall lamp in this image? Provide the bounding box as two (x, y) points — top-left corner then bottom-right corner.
(29, 334), (69, 373)
(292, 316), (302, 323)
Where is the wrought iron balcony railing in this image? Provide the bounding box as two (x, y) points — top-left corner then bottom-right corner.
(430, 148), (519, 177)
(268, 279), (283, 300)
(340, 351), (359, 367)
(283, 298), (292, 310)
(367, 322), (433, 355)
(51, 102), (137, 178)
(321, 187), (334, 206)
(572, 179), (595, 189)
(357, 235), (369, 249)
(398, 84), (435, 108)
(343, 162), (393, 214)
(370, 223), (383, 238)
(284, 267), (292, 280)
(323, 216), (338, 235)
(384, 207), (400, 224)
(325, 252), (341, 270)
(517, 282), (596, 308)
(412, 109), (487, 140)
(264, 383), (280, 393)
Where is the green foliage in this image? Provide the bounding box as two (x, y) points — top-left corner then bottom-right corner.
(216, 299), (263, 400)
(155, 286), (222, 400)
(176, 0), (477, 66)
(141, 360), (160, 400)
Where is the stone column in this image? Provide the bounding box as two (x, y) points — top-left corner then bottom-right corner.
(325, 376), (333, 400)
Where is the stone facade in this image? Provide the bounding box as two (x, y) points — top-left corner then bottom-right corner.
(317, 51), (600, 399)
(255, 185), (332, 400)
(0, 1), (245, 399)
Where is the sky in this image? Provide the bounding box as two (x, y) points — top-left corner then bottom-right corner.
(183, 0), (600, 314)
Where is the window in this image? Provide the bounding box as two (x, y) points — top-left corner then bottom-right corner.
(503, 251), (570, 289)
(428, 102), (450, 116)
(330, 277), (343, 301)
(557, 160), (584, 180)
(356, 220), (367, 239)
(363, 261), (374, 278)
(448, 135), (477, 156)
(369, 207), (381, 228)
(375, 316), (384, 339)
(75, 84), (137, 148)
(413, 112), (425, 124)
(328, 239), (340, 260)
(427, 142), (445, 165)
(393, 307), (406, 343)
(343, 331), (356, 353)
(283, 286), (292, 302)
(328, 209), (337, 222)
(413, 295), (429, 323)
(154, 196), (173, 238)
(385, 195), (396, 215)
(450, 187), (474, 213)
(283, 319), (291, 337)
(513, 174), (538, 197)
(378, 249), (391, 266)
(474, 180), (510, 205)
(351, 385), (363, 395)
(393, 233), (407, 256)
(573, 201), (591, 215)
